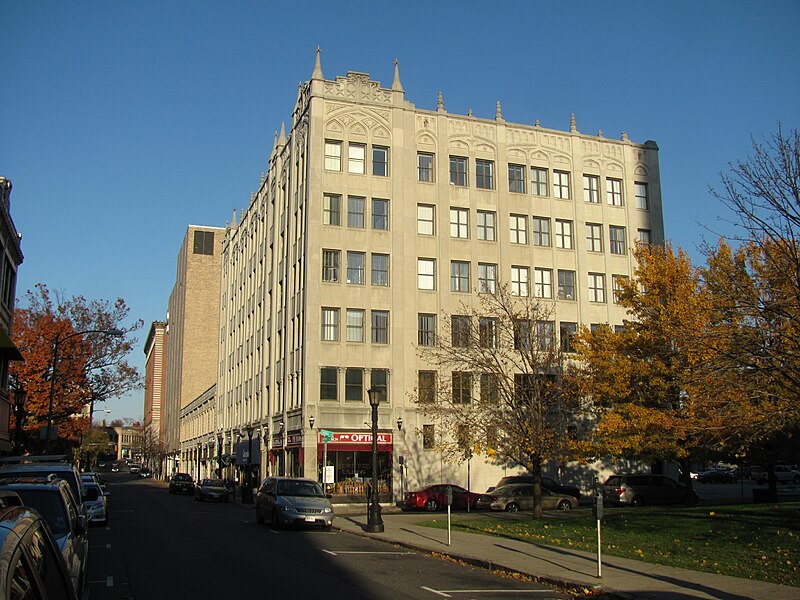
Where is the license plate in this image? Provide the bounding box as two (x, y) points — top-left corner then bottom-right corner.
(304, 516), (315, 523)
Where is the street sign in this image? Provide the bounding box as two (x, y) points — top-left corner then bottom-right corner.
(319, 429), (334, 443)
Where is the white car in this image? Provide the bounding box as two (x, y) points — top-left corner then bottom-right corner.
(83, 481), (109, 524)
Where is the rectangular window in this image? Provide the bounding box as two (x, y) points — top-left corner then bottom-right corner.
(450, 208), (469, 239)
(508, 164), (526, 193)
(451, 315), (471, 347)
(480, 373), (499, 403)
(531, 167), (548, 196)
(417, 204), (435, 235)
(347, 196), (365, 228)
(609, 226), (627, 255)
(418, 313), (436, 346)
(348, 143), (366, 174)
(418, 152), (435, 182)
(346, 251), (365, 285)
(452, 372), (472, 404)
(371, 253), (389, 286)
(560, 322), (578, 353)
(418, 258), (436, 290)
(372, 146), (389, 176)
(419, 371), (436, 404)
(478, 263), (497, 293)
(449, 156), (467, 186)
(534, 267), (553, 298)
(635, 182), (649, 210)
(450, 260), (470, 292)
(322, 249), (340, 282)
(514, 319), (531, 350)
(321, 308), (339, 341)
(371, 369), (388, 402)
(612, 274), (628, 304)
(422, 423), (435, 447)
(589, 273), (606, 303)
(510, 214), (528, 244)
(511, 266), (529, 297)
(536, 320), (555, 350)
(346, 309), (365, 342)
(193, 230), (214, 255)
(371, 310), (389, 344)
(555, 219), (573, 249)
(532, 217), (551, 247)
(476, 210), (496, 241)
(606, 178), (623, 206)
(323, 194), (341, 226)
(345, 368), (363, 401)
(320, 367), (337, 400)
(479, 317), (497, 348)
(476, 159), (494, 189)
(638, 228), (652, 245)
(583, 175), (600, 203)
(586, 223), (603, 252)
(372, 198), (389, 230)
(558, 270), (576, 300)
(324, 141), (342, 171)
(553, 171), (571, 199)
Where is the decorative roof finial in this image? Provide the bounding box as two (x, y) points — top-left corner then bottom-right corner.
(391, 58), (403, 92)
(278, 121), (287, 146)
(437, 91), (445, 112)
(535, 119), (541, 127)
(597, 130), (603, 138)
(467, 108), (473, 117)
(311, 47), (324, 80)
(621, 131), (630, 142)
(495, 100), (503, 121)
(570, 113), (577, 133)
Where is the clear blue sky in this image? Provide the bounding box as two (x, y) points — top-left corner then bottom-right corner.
(2, 1), (798, 423)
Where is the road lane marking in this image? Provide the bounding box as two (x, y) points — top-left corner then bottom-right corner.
(88, 577), (113, 587)
(421, 587), (451, 598)
(323, 550), (416, 556)
(422, 588), (554, 596)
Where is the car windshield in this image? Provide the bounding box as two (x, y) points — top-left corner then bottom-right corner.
(13, 489), (70, 536)
(174, 474), (192, 482)
(202, 480), (224, 487)
(277, 480), (325, 497)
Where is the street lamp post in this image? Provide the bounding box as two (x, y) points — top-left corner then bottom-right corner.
(45, 327), (123, 453)
(241, 424), (254, 504)
(12, 385), (26, 456)
(217, 429), (223, 479)
(366, 388), (384, 533)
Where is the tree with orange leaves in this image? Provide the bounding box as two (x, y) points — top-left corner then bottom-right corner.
(10, 284), (143, 454)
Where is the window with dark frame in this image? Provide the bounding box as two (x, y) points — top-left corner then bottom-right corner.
(418, 152), (435, 182)
(419, 371), (436, 404)
(418, 313), (436, 346)
(451, 315), (471, 347)
(508, 164), (526, 193)
(320, 367), (337, 400)
(476, 159), (494, 189)
(452, 371), (473, 404)
(372, 146), (389, 176)
(450, 156), (467, 186)
(371, 310), (389, 344)
(193, 230), (214, 255)
(345, 367), (363, 401)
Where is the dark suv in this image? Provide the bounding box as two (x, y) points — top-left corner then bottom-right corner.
(601, 473), (698, 507)
(169, 473), (195, 494)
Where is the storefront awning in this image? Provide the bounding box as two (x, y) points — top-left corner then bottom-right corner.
(0, 328), (23, 361)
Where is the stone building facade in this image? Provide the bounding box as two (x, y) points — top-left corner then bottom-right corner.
(211, 52), (665, 501)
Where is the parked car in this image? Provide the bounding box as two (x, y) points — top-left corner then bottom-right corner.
(476, 483), (577, 512)
(195, 479), (229, 503)
(0, 455), (86, 507)
(0, 476), (88, 598)
(696, 469), (737, 484)
(0, 505), (80, 600)
(752, 465), (800, 485)
(403, 484), (482, 512)
(82, 481), (109, 524)
(601, 473), (698, 507)
(486, 474), (582, 502)
(138, 467), (152, 478)
(81, 471), (107, 493)
(255, 477), (334, 529)
(128, 463), (141, 474)
(168, 473), (195, 494)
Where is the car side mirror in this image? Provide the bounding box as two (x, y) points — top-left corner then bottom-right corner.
(75, 515), (87, 535)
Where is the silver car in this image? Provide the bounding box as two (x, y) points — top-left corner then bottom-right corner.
(476, 483), (577, 512)
(255, 477), (334, 530)
(83, 481), (109, 524)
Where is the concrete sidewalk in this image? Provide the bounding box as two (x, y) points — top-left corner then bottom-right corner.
(332, 507), (799, 600)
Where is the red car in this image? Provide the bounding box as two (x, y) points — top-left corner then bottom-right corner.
(403, 484), (481, 511)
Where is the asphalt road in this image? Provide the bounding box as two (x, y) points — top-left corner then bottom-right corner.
(85, 474), (570, 600)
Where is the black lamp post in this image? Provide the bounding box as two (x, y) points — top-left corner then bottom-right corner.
(12, 385), (26, 456)
(196, 442), (201, 482)
(366, 388), (384, 533)
(241, 424), (254, 503)
(45, 327), (123, 453)
(217, 429), (223, 478)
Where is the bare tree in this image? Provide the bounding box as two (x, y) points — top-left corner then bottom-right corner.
(413, 284), (583, 517)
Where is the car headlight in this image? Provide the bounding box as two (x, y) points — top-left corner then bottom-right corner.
(322, 507), (332, 513)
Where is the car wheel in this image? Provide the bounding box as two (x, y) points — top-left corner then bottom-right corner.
(256, 505), (265, 524)
(631, 497), (644, 507)
(505, 502), (519, 512)
(271, 509), (281, 529)
(557, 500), (572, 512)
(424, 499), (438, 512)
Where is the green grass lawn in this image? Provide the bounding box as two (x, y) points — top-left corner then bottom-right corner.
(421, 503), (800, 587)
